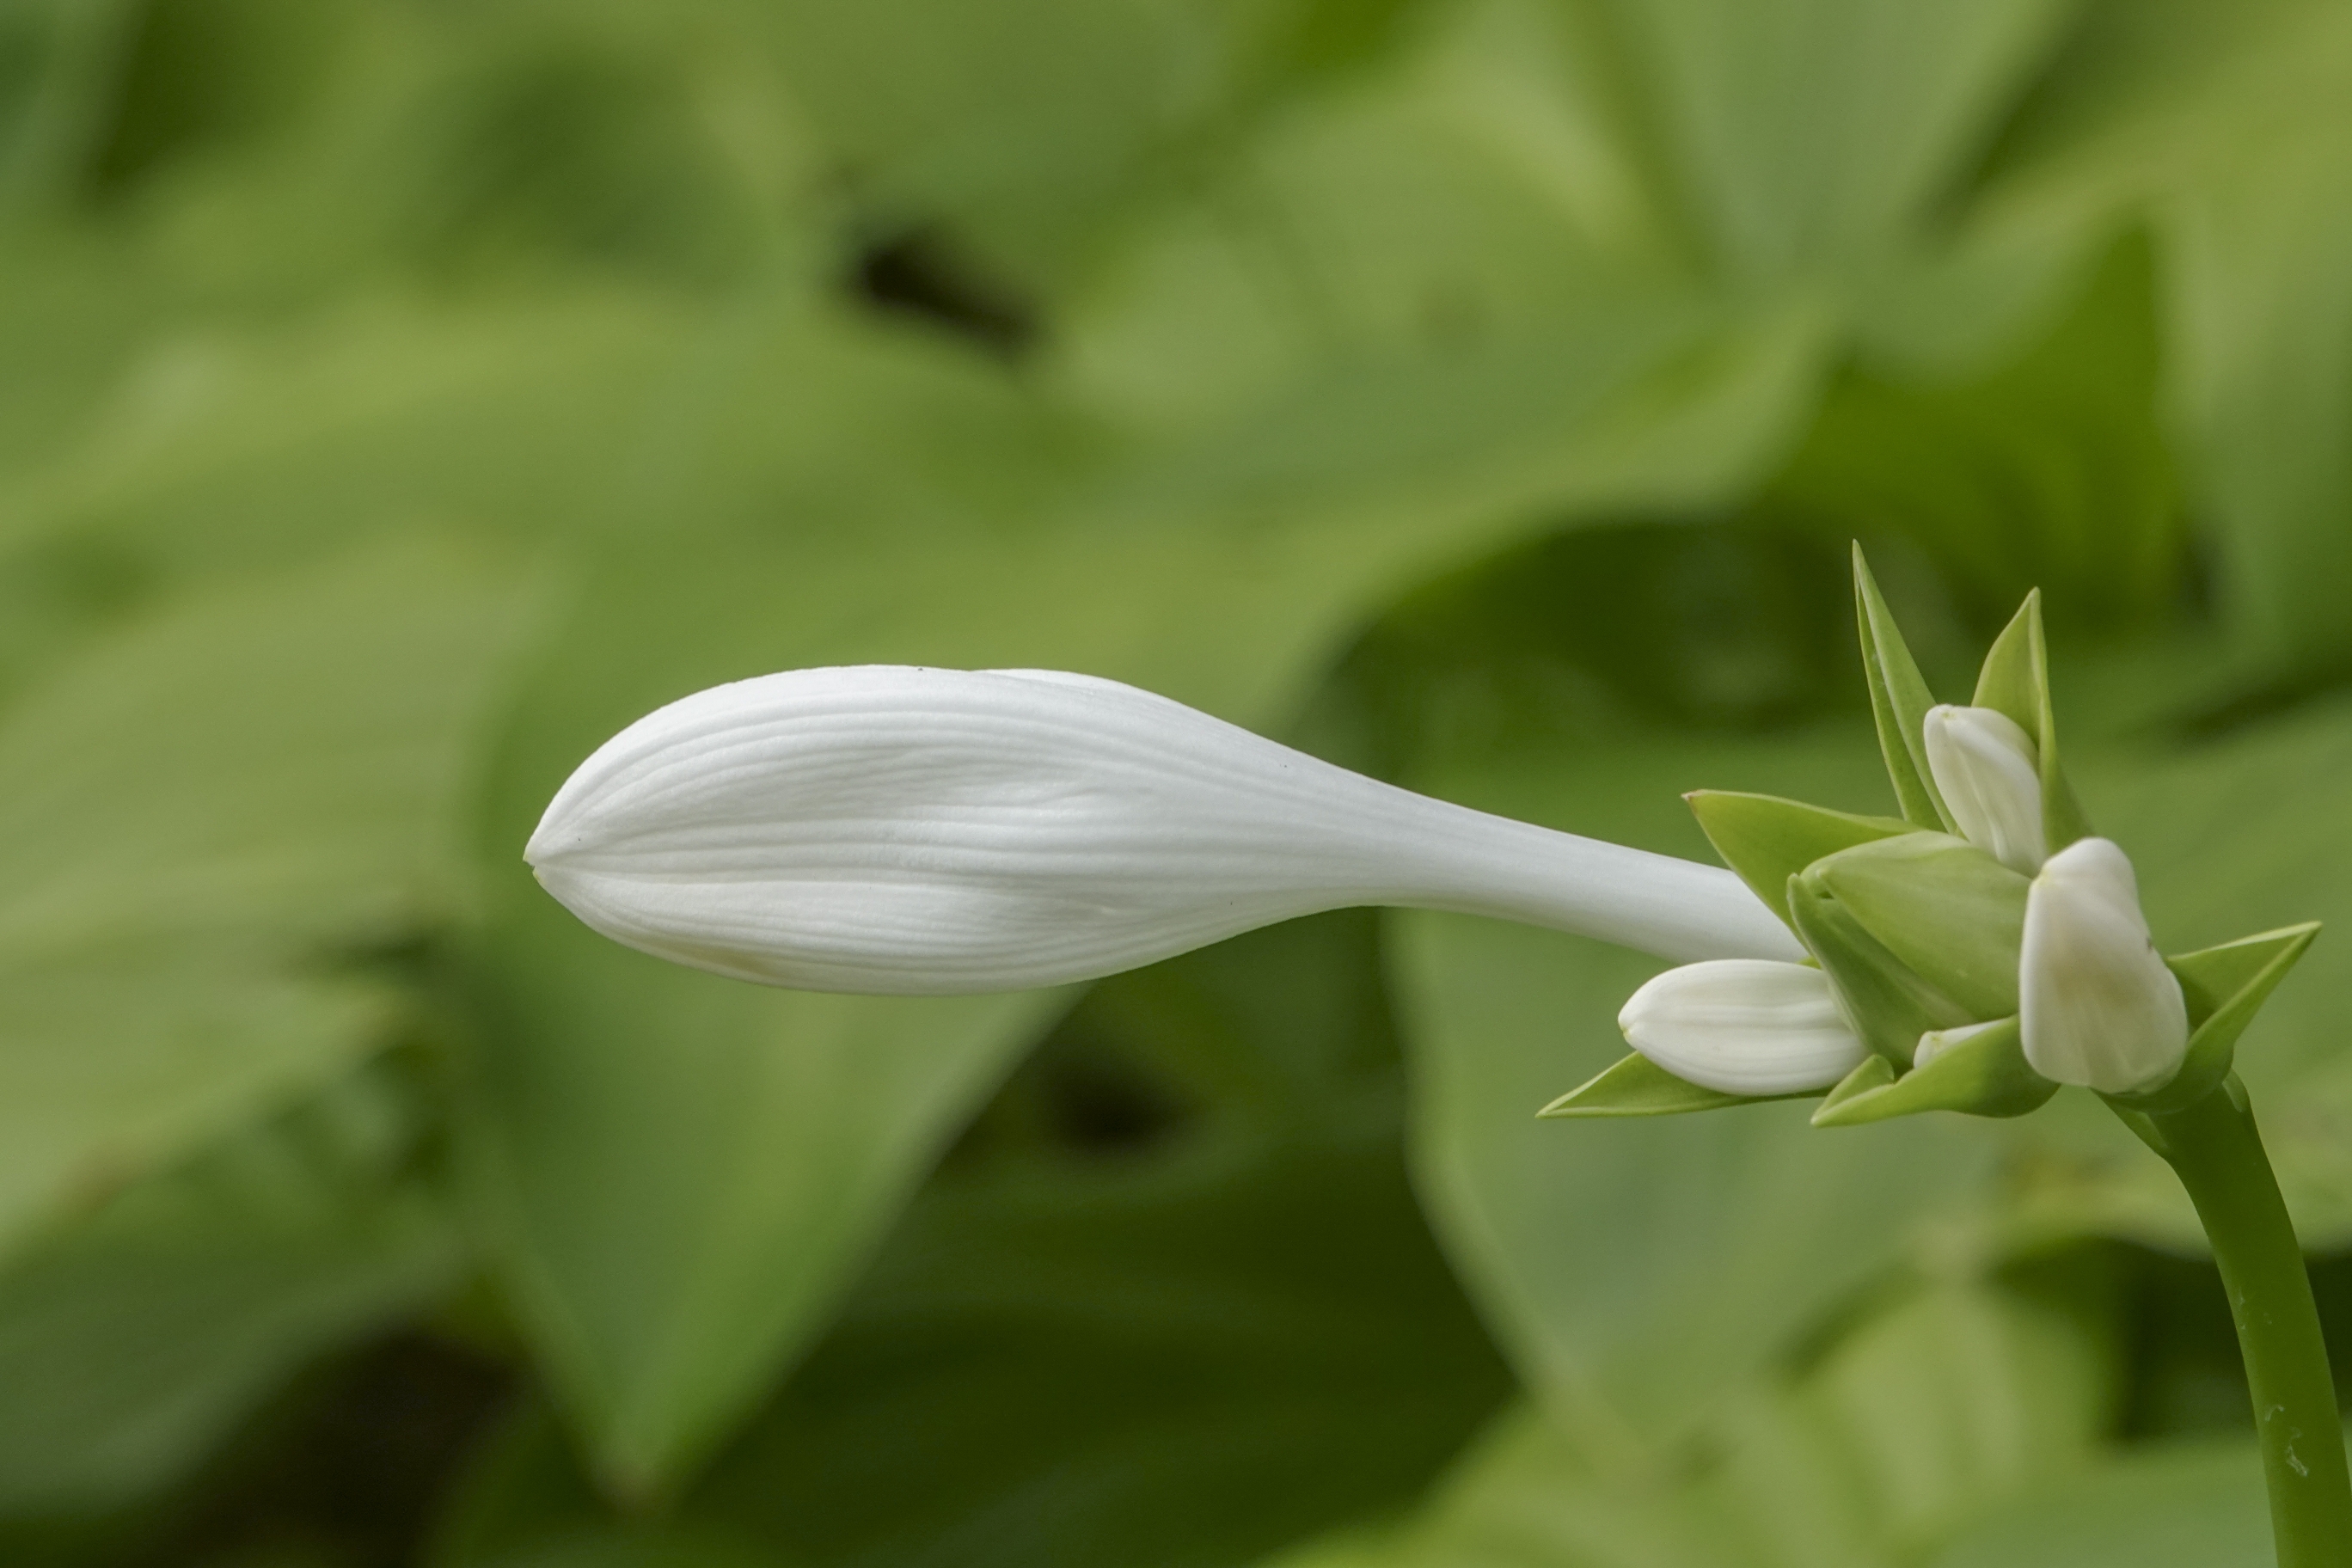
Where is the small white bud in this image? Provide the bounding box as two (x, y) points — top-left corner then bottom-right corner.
(1912, 1017), (2006, 1072)
(2018, 837), (2189, 1093)
(1922, 704), (2047, 874)
(526, 666), (1801, 995)
(1616, 960), (1869, 1095)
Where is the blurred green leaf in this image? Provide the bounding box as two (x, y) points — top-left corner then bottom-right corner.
(1763, 236), (2184, 630)
(1264, 1277), (2109, 1566)
(0, 0), (141, 225)
(1984, 0), (2352, 665)
(0, 536), (535, 1259)
(744, 0), (1227, 291)
(0, 1064), (458, 1515)
(1390, 722), (2000, 1448)
(440, 913), (1508, 1568)
(1592, 0), (2074, 285)
(1932, 1435), (2276, 1568)
(459, 902), (1064, 1504)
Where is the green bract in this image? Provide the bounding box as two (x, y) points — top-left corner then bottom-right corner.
(1547, 549), (2318, 1125)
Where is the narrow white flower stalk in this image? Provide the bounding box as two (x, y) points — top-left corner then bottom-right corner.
(1616, 960), (1868, 1094)
(526, 665), (1801, 995)
(2018, 837), (2189, 1093)
(1921, 704), (2046, 873)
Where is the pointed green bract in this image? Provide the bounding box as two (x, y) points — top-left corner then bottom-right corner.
(1537, 1050), (1798, 1118)
(1811, 1016), (2057, 1126)
(1810, 833), (2030, 1020)
(1969, 590), (2091, 852)
(1816, 1055), (1897, 1118)
(1969, 594), (2042, 738)
(1789, 872), (1972, 1068)
(1686, 791), (1917, 928)
(2108, 924), (2322, 1116)
(1852, 545), (1952, 831)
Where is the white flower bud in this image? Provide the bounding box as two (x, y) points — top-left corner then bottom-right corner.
(1921, 704), (2047, 873)
(1912, 1017), (2005, 1072)
(1615, 960), (1868, 1095)
(2018, 837), (2189, 1093)
(526, 666), (1801, 995)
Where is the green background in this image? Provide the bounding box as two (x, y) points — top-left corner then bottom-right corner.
(3, 1), (2352, 1563)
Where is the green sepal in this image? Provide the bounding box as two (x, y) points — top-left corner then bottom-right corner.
(1808, 833), (2030, 1020)
(1853, 545), (1952, 831)
(1537, 1051), (1807, 1118)
(1815, 1055), (1896, 1117)
(1969, 590), (2092, 851)
(1810, 1016), (2057, 1126)
(1685, 790), (1918, 928)
(1788, 872), (1972, 1068)
(2104, 923), (2321, 1115)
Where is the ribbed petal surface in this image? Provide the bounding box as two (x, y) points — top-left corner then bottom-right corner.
(2019, 837), (2188, 1093)
(526, 666), (1800, 994)
(1922, 704), (2047, 874)
(1615, 959), (1867, 1094)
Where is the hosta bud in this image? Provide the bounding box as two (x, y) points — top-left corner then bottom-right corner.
(1911, 1018), (2006, 1073)
(527, 666), (1800, 995)
(1921, 705), (2047, 874)
(2019, 837), (2188, 1093)
(1616, 959), (1868, 1094)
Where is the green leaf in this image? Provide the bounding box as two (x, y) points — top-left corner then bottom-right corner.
(1540, 1051), (1796, 1118)
(1813, 1016), (2057, 1125)
(462, 890), (1064, 1504)
(1684, 789), (1917, 927)
(0, 537), (536, 1261)
(438, 913), (1509, 1568)
(0, 1065), (458, 1512)
(1853, 545), (1953, 830)
(1259, 1278), (2110, 1567)
(1768, 236), (2185, 631)
(1602, 0), (2078, 288)
(1391, 724), (1994, 1446)
(1933, 1435), (2280, 1568)
(1810, 832), (2031, 1020)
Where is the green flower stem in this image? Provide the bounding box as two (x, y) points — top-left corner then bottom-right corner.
(2121, 1075), (2352, 1568)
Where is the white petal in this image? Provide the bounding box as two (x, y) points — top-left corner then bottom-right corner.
(526, 666), (1802, 994)
(1615, 959), (1868, 1095)
(2018, 837), (2188, 1093)
(1922, 704), (2047, 874)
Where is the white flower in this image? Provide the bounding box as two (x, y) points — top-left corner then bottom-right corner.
(2018, 836), (2188, 1093)
(1616, 960), (1868, 1094)
(526, 665), (1801, 995)
(1921, 704), (2046, 873)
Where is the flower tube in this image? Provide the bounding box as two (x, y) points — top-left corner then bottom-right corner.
(525, 665), (1801, 995)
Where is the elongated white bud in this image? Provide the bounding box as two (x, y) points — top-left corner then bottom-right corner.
(2018, 837), (2188, 1093)
(1616, 960), (1868, 1094)
(526, 666), (1800, 995)
(1922, 704), (2046, 873)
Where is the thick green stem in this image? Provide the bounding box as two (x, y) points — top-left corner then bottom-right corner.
(2121, 1075), (2352, 1567)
